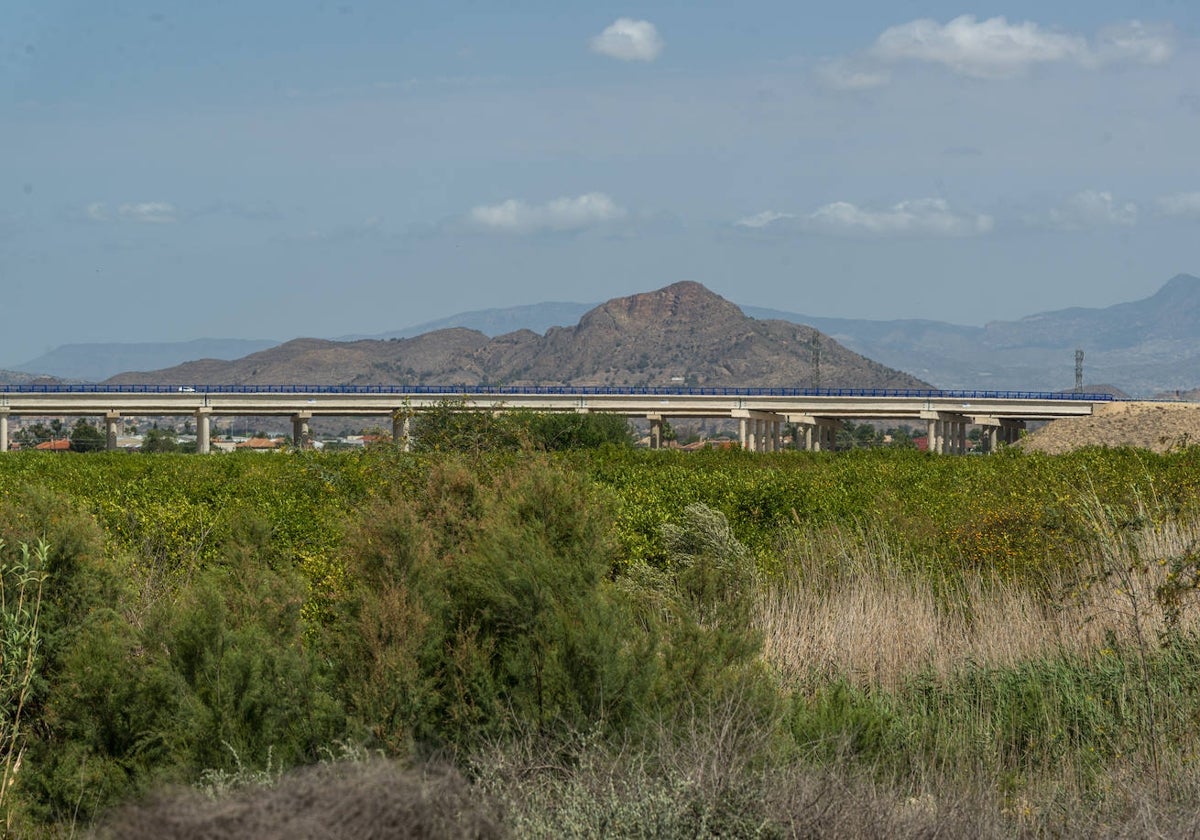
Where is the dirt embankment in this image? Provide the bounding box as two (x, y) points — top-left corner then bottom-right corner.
(1019, 401), (1200, 454)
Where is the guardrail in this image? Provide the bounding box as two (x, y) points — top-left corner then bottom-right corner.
(0, 384), (1117, 401)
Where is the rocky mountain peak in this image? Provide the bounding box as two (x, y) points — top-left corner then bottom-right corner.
(1150, 273), (1200, 306)
(578, 281), (745, 336)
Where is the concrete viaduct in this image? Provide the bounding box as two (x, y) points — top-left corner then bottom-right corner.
(0, 385), (1112, 455)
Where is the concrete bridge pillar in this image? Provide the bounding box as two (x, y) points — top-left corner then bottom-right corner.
(999, 419), (1025, 446)
(105, 411), (120, 451)
(923, 412), (972, 454)
(195, 408), (211, 455)
(292, 412), (312, 449)
(787, 415), (839, 452)
(648, 416), (663, 450)
(0, 409), (8, 452)
(967, 416), (1000, 454)
(393, 412), (412, 452)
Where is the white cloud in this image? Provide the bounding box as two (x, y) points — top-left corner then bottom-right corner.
(815, 60), (890, 91)
(84, 201), (178, 223)
(805, 198), (993, 237)
(872, 16), (1086, 79)
(118, 202), (177, 223)
(1092, 21), (1175, 67)
(469, 192), (626, 234)
(1156, 192), (1200, 218)
(869, 15), (1173, 79)
(734, 210), (794, 229)
(1048, 190), (1137, 229)
(590, 18), (663, 62)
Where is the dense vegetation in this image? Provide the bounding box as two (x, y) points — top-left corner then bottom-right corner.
(2, 442), (1200, 836)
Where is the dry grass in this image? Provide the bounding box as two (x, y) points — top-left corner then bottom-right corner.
(756, 517), (1200, 690)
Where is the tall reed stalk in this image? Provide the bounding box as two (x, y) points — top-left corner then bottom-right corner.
(0, 539), (48, 833)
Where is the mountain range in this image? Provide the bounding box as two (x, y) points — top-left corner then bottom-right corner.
(12, 274), (1200, 396)
(104, 282), (928, 391)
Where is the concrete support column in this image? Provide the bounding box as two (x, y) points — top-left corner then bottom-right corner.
(105, 411), (120, 452)
(649, 416), (662, 450)
(986, 426), (998, 453)
(957, 422), (967, 455)
(738, 418), (748, 450)
(393, 413), (413, 452)
(803, 424), (813, 451)
(999, 419), (1025, 445)
(195, 408), (211, 455)
(925, 418), (937, 453)
(772, 421), (781, 452)
(292, 412), (311, 449)
(0, 409), (8, 452)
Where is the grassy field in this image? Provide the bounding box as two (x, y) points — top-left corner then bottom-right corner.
(0, 445), (1199, 836)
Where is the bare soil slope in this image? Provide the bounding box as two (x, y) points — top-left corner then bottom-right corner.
(1020, 402), (1200, 454)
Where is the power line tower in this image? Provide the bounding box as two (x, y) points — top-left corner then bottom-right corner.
(810, 331), (821, 389)
(1074, 349), (1084, 394)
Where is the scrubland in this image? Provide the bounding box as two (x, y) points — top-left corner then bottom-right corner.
(1, 442), (1200, 836)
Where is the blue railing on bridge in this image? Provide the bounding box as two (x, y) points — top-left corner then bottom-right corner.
(0, 384), (1118, 401)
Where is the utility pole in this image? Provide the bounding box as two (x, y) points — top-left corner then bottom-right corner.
(1074, 349), (1084, 394)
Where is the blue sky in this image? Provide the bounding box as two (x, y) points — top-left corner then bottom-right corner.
(3, 1), (1199, 367)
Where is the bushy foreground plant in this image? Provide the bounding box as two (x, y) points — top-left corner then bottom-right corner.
(332, 462), (773, 756)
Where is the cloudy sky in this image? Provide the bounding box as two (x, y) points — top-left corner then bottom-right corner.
(3, 1), (1199, 367)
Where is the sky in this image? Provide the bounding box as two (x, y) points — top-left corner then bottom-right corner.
(3, 1), (1200, 367)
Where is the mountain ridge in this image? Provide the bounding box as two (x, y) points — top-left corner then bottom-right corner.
(15, 274), (1200, 396)
(105, 282), (931, 391)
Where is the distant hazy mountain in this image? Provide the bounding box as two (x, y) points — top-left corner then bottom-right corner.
(745, 274), (1200, 396)
(107, 283), (930, 391)
(338, 302), (596, 341)
(0, 369), (70, 386)
(14, 339), (281, 383)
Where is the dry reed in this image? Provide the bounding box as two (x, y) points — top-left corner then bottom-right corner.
(756, 516), (1200, 690)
